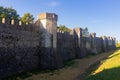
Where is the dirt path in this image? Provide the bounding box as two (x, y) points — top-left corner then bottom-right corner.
(24, 50), (115, 80)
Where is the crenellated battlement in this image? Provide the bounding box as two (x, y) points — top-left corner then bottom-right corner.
(0, 12), (117, 78)
(0, 18), (29, 26)
(0, 18), (38, 32)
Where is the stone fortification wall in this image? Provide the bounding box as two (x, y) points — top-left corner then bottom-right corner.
(57, 30), (75, 61)
(57, 27), (116, 60)
(0, 13), (116, 78)
(36, 13), (63, 70)
(0, 20), (40, 78)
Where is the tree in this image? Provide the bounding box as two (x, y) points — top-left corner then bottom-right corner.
(0, 6), (19, 20)
(82, 27), (89, 37)
(57, 24), (71, 32)
(21, 13), (34, 24)
(84, 27), (88, 31)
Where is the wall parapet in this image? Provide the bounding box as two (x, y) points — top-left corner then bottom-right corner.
(0, 18), (39, 32)
(0, 12), (116, 79)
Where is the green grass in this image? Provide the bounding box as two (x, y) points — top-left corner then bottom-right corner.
(116, 43), (120, 48)
(63, 59), (76, 68)
(85, 50), (120, 80)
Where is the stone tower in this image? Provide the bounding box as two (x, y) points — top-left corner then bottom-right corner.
(37, 13), (57, 48)
(37, 13), (63, 69)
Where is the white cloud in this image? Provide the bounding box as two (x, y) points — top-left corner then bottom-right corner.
(47, 1), (59, 7)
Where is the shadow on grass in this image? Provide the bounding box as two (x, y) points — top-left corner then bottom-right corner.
(85, 67), (120, 80)
(107, 52), (120, 59)
(3, 49), (120, 80)
(84, 49), (120, 80)
(63, 59), (76, 68)
(75, 61), (101, 80)
(75, 49), (119, 80)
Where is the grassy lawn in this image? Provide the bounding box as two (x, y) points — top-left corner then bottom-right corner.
(85, 49), (120, 80)
(116, 43), (120, 48)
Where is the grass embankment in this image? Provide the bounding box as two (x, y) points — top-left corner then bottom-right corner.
(3, 49), (118, 80)
(116, 43), (120, 48)
(86, 49), (120, 80)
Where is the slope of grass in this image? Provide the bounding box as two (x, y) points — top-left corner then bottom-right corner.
(86, 50), (120, 80)
(116, 43), (120, 48)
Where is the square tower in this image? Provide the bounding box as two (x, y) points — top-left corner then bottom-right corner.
(37, 13), (58, 48)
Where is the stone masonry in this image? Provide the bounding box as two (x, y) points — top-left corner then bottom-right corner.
(0, 12), (116, 78)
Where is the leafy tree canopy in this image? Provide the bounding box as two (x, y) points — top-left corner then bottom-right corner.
(57, 24), (71, 32)
(0, 6), (19, 20)
(84, 27), (88, 31)
(21, 13), (34, 24)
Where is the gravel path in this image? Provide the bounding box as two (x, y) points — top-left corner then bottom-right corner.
(24, 50), (115, 80)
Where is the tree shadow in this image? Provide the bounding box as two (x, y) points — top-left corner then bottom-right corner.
(85, 49), (120, 80)
(75, 49), (120, 80)
(86, 67), (120, 80)
(107, 53), (120, 59)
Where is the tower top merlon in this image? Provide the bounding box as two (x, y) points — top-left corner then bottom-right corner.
(37, 12), (58, 21)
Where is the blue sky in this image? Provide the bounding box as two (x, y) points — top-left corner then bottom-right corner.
(0, 0), (120, 40)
